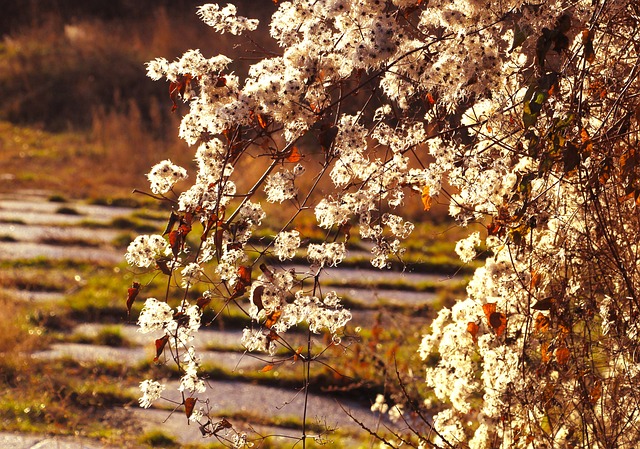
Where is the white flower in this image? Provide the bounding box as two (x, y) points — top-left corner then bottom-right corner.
(455, 231), (481, 263)
(274, 230), (301, 261)
(388, 404), (404, 422)
(307, 242), (346, 267)
(139, 379), (165, 408)
(147, 160), (188, 194)
(137, 298), (173, 334)
(197, 3), (259, 35)
(264, 170), (297, 203)
(371, 394), (388, 414)
(125, 234), (172, 268)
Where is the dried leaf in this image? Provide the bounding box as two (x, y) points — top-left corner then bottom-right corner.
(156, 258), (172, 276)
(530, 270), (543, 289)
(318, 124), (338, 150)
(214, 228), (224, 258)
(184, 397), (196, 418)
(196, 295), (211, 310)
(534, 313), (550, 333)
(421, 186), (432, 211)
(541, 342), (551, 363)
(555, 345), (570, 365)
(251, 285), (265, 311)
(490, 312), (507, 336)
(163, 211), (180, 236)
(287, 146), (301, 163)
(169, 230), (182, 257)
(238, 265), (251, 285)
(154, 335), (169, 362)
(169, 74), (192, 112)
(231, 266), (252, 300)
(265, 310), (282, 328)
(483, 303), (506, 336)
(482, 303), (497, 320)
(467, 322), (479, 343)
(126, 282), (141, 316)
(590, 380), (602, 403)
(532, 297), (554, 311)
(582, 29), (595, 63)
(487, 220), (502, 237)
(256, 113), (268, 129)
(266, 329), (279, 343)
(339, 222), (352, 242)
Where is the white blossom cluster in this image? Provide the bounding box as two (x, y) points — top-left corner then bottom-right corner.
(125, 234), (172, 268)
(147, 159), (188, 194)
(131, 0), (640, 446)
(197, 3), (259, 35)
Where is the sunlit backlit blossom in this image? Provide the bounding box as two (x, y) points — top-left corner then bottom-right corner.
(147, 159), (188, 194)
(125, 234), (172, 268)
(139, 379), (165, 408)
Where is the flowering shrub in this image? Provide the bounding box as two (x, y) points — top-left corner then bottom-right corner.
(126, 0), (640, 447)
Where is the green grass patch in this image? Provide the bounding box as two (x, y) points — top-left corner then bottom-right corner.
(70, 325), (133, 348)
(89, 197), (141, 208)
(47, 194), (68, 203)
(138, 430), (179, 448)
(110, 216), (160, 233)
(38, 236), (101, 247)
(0, 266), (78, 292)
(55, 206), (82, 215)
(0, 218), (26, 225)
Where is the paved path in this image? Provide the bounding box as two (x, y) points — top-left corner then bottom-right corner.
(0, 432), (117, 449)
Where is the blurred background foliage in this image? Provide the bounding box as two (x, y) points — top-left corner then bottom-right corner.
(0, 0), (275, 132)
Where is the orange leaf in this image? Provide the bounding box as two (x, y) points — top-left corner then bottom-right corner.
(487, 220), (502, 237)
(265, 310), (282, 328)
(534, 313), (550, 333)
(555, 345), (570, 365)
(261, 364), (274, 372)
(256, 113), (268, 129)
(426, 92), (435, 105)
(184, 397), (196, 418)
(482, 303), (497, 321)
(580, 128), (593, 154)
(238, 265), (251, 286)
(483, 303), (506, 336)
(530, 270), (542, 289)
(421, 186), (432, 211)
(287, 146), (301, 163)
(230, 266), (252, 300)
(467, 322), (479, 343)
(126, 282), (141, 316)
(582, 29), (595, 63)
(541, 342), (551, 363)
